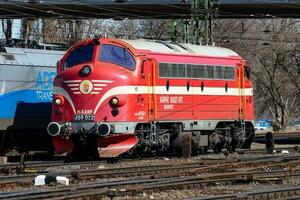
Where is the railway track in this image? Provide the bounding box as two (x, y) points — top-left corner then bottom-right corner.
(1, 148), (300, 199)
(189, 185), (300, 200)
(255, 131), (300, 136)
(1, 153), (300, 199)
(0, 159), (107, 175)
(1, 153), (299, 187)
(1, 166), (300, 199)
(0, 155), (167, 175)
(0, 150), (299, 186)
(1, 145), (297, 173)
(236, 146), (300, 154)
(0, 161), (212, 188)
(255, 131), (300, 145)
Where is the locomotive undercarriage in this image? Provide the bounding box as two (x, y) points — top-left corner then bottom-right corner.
(47, 120), (254, 159)
(134, 120), (255, 155)
(210, 121), (254, 153)
(135, 122), (209, 155)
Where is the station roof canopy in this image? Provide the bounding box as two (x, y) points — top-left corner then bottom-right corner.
(0, 0), (299, 19)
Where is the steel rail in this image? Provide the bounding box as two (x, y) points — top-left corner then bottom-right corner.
(236, 146), (299, 154)
(189, 185), (300, 200)
(0, 161), (206, 187)
(1, 154), (300, 188)
(2, 168), (300, 200)
(0, 156), (167, 174)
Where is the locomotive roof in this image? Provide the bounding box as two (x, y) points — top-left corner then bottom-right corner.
(0, 47), (64, 67)
(122, 39), (240, 58)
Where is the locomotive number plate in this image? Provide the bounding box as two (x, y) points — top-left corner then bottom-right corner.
(74, 114), (95, 121)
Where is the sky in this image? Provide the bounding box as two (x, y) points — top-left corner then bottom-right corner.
(0, 19), (22, 39)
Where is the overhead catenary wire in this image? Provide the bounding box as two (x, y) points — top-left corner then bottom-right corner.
(0, 1), (299, 19)
(0, 1), (192, 19)
(1, 19), (299, 46)
(0, 1), (299, 45)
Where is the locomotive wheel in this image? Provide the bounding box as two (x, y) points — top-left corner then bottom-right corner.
(209, 133), (223, 154)
(241, 132), (255, 149)
(213, 143), (222, 154)
(241, 126), (255, 149)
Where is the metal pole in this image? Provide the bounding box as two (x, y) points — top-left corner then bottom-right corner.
(192, 0), (200, 44)
(209, 0), (213, 44)
(204, 0), (209, 45)
(185, 20), (189, 43)
(183, 0), (214, 44)
(171, 19), (177, 42)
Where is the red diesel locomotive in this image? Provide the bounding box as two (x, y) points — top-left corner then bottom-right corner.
(47, 37), (255, 158)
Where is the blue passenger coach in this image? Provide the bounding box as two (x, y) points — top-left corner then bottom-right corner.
(0, 47), (64, 152)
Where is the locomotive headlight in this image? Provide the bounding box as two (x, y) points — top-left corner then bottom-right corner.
(109, 97), (119, 107)
(55, 98), (62, 105)
(54, 96), (64, 106)
(81, 65), (91, 76)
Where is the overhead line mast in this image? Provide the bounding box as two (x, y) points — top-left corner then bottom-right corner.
(191, 0), (215, 45)
(172, 0), (215, 45)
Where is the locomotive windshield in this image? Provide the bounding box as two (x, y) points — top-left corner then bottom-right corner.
(63, 44), (94, 68)
(99, 44), (135, 70)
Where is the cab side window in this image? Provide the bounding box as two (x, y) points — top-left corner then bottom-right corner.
(99, 44), (135, 70)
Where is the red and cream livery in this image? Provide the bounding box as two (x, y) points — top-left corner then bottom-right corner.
(47, 37), (255, 158)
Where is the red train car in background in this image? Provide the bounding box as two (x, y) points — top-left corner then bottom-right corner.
(47, 37), (255, 158)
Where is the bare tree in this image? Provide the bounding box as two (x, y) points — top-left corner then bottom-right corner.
(1, 19), (13, 40)
(82, 19), (171, 40)
(21, 18), (34, 48)
(138, 19), (171, 40)
(252, 47), (299, 129)
(213, 18), (300, 130)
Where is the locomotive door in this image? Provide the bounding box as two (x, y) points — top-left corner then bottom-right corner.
(237, 61), (246, 120)
(142, 58), (157, 122)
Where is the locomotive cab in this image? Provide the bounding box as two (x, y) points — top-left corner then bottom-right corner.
(48, 38), (141, 158)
